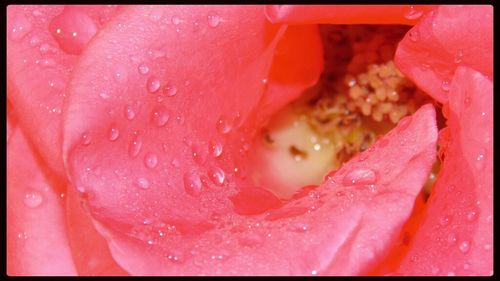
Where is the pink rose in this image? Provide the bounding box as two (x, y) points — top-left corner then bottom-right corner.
(7, 5), (492, 275)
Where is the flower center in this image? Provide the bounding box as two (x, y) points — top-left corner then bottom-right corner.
(256, 25), (441, 199)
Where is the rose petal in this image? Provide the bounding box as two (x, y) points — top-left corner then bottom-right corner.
(62, 7), (438, 271)
(7, 5), (120, 176)
(256, 24), (323, 120)
(395, 5), (493, 103)
(65, 185), (129, 275)
(395, 67), (493, 276)
(7, 120), (77, 276)
(265, 5), (436, 25)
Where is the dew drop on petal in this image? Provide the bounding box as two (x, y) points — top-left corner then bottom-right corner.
(109, 127), (120, 141)
(404, 5), (423, 20)
(39, 43), (57, 55)
(209, 166), (225, 186)
(81, 133), (92, 145)
(342, 168), (377, 186)
(454, 49), (464, 64)
(184, 172), (202, 197)
(440, 215), (451, 226)
(475, 148), (486, 170)
(441, 80), (450, 92)
(151, 106), (170, 127)
(207, 13), (221, 27)
(29, 35), (41, 46)
(135, 177), (150, 189)
(447, 232), (457, 245)
(466, 210), (478, 222)
(129, 133), (143, 158)
(216, 117), (232, 134)
(17, 232), (29, 240)
(209, 139), (223, 158)
(48, 9), (97, 55)
(163, 83), (178, 97)
(9, 12), (33, 42)
(150, 9), (162, 22)
(408, 30), (419, 42)
(147, 76), (161, 93)
(23, 190), (43, 208)
(459, 240), (471, 254)
(124, 105), (136, 120)
(138, 63), (150, 75)
(144, 153), (158, 169)
(171, 16), (182, 25)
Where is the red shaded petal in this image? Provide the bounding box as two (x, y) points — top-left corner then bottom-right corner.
(395, 67), (492, 276)
(7, 122), (77, 276)
(395, 5), (492, 103)
(265, 5), (436, 25)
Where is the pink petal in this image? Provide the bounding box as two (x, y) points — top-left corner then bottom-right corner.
(62, 5), (437, 274)
(7, 5), (120, 176)
(395, 5), (493, 103)
(265, 5), (436, 25)
(7, 119), (77, 276)
(395, 67), (493, 276)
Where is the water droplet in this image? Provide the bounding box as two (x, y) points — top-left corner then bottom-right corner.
(81, 133), (92, 145)
(447, 232), (457, 245)
(40, 58), (56, 68)
(184, 172), (202, 197)
(466, 210), (478, 222)
(128, 133), (143, 158)
(440, 215), (451, 226)
(291, 223), (310, 232)
(454, 49), (464, 64)
(431, 266), (440, 274)
(209, 139), (223, 158)
(463, 262), (471, 270)
(17, 232), (29, 240)
(135, 177), (150, 189)
(144, 153), (158, 169)
(191, 145), (207, 165)
(29, 35), (41, 46)
(171, 159), (180, 168)
(138, 63), (150, 75)
(150, 9), (162, 22)
(48, 8), (97, 55)
(163, 83), (178, 97)
(109, 127), (120, 141)
(207, 13), (221, 27)
(124, 105), (136, 120)
(9, 12), (33, 41)
(459, 240), (471, 253)
(441, 80), (450, 92)
(342, 168), (377, 186)
(171, 16), (182, 25)
(147, 76), (161, 93)
(408, 30), (419, 42)
(151, 106), (170, 127)
(216, 117), (232, 134)
(23, 190), (43, 208)
(238, 233), (263, 248)
(475, 148), (486, 170)
(420, 63), (430, 71)
(209, 167), (225, 186)
(39, 44), (55, 57)
(404, 5), (423, 20)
